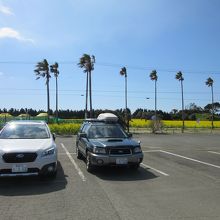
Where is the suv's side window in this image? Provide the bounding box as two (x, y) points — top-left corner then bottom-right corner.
(81, 123), (90, 134)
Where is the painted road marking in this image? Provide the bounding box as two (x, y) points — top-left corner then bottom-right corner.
(141, 163), (169, 176)
(142, 150), (161, 153)
(160, 150), (220, 169)
(61, 143), (86, 182)
(58, 153), (76, 155)
(208, 151), (220, 155)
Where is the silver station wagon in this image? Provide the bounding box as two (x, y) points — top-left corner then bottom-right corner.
(0, 120), (57, 178)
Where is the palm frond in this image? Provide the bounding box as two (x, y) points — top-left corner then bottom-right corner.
(205, 77), (214, 87)
(78, 54), (95, 73)
(120, 67), (127, 76)
(150, 70), (157, 81)
(175, 71), (184, 81)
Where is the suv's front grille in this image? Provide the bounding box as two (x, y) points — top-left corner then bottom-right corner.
(109, 148), (131, 155)
(2, 153), (38, 163)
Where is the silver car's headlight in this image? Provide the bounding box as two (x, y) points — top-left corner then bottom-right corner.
(133, 147), (142, 153)
(93, 147), (106, 154)
(42, 147), (56, 157)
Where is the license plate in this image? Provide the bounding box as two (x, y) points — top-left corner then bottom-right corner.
(12, 164), (28, 173)
(116, 158), (128, 165)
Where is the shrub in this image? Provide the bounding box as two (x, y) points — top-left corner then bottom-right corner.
(49, 123), (80, 135)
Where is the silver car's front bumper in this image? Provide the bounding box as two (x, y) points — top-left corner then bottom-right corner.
(0, 154), (57, 177)
(89, 152), (143, 166)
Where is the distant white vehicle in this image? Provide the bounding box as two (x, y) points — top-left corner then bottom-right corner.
(0, 121), (57, 178)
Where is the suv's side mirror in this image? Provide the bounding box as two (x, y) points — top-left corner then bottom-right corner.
(127, 133), (133, 138)
(79, 132), (87, 138)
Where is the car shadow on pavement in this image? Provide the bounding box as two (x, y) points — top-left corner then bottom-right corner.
(92, 166), (158, 181)
(0, 161), (67, 196)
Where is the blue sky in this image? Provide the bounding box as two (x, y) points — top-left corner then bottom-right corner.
(0, 0), (220, 113)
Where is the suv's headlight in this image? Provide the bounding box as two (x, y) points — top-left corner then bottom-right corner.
(42, 147), (55, 157)
(93, 147), (106, 154)
(133, 147), (142, 153)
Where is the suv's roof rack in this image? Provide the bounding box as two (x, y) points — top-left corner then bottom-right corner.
(97, 113), (118, 122)
(83, 113), (119, 123)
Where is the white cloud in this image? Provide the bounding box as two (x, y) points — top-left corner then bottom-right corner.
(0, 27), (34, 43)
(0, 5), (14, 16)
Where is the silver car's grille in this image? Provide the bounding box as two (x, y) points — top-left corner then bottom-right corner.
(2, 153), (37, 163)
(109, 148), (132, 155)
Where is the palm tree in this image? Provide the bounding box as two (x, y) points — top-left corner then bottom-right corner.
(120, 67), (129, 131)
(50, 62), (59, 123)
(34, 59), (51, 123)
(205, 77), (214, 129)
(78, 54), (95, 118)
(175, 71), (185, 133)
(149, 70), (158, 121)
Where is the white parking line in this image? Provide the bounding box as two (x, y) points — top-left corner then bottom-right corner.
(160, 150), (220, 169)
(142, 150), (161, 153)
(141, 163), (169, 176)
(61, 143), (86, 182)
(58, 153), (76, 155)
(208, 151), (220, 155)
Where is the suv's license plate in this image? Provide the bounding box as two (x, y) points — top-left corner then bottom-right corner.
(116, 158), (128, 165)
(12, 164), (28, 173)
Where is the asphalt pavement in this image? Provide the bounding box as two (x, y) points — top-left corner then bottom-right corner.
(0, 133), (220, 220)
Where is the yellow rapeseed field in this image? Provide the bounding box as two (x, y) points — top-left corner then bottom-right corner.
(130, 119), (220, 128)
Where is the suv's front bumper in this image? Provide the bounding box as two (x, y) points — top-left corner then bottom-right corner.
(89, 152), (143, 166)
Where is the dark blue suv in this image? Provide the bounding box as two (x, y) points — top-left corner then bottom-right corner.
(76, 113), (143, 172)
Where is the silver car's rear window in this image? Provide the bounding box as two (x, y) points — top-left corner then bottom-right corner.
(0, 123), (50, 139)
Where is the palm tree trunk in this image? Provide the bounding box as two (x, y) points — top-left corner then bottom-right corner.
(181, 80), (185, 133)
(155, 80), (157, 120)
(125, 75), (129, 132)
(211, 85), (214, 129)
(46, 77), (50, 123)
(89, 71), (92, 118)
(85, 72), (88, 119)
(55, 76), (58, 123)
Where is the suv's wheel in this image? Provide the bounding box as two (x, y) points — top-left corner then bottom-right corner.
(76, 146), (83, 159)
(86, 153), (94, 172)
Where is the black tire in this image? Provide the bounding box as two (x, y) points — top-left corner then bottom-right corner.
(39, 170), (57, 180)
(86, 153), (94, 172)
(76, 146), (83, 159)
(48, 170), (57, 179)
(130, 164), (140, 169)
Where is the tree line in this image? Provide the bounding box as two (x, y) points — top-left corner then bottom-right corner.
(1, 103), (219, 120)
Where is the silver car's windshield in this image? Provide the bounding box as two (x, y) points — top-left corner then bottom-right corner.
(0, 123), (50, 139)
(87, 124), (127, 139)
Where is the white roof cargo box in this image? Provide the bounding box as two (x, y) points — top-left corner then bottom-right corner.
(97, 113), (118, 122)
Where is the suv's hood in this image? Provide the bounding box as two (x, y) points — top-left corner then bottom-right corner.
(0, 139), (54, 153)
(89, 138), (139, 148)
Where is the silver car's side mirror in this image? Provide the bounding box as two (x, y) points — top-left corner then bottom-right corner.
(52, 133), (56, 141)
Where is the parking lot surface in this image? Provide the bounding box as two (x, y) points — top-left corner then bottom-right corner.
(0, 133), (220, 220)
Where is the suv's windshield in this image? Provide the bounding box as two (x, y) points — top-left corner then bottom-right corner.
(87, 123), (127, 139)
(0, 123), (50, 139)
